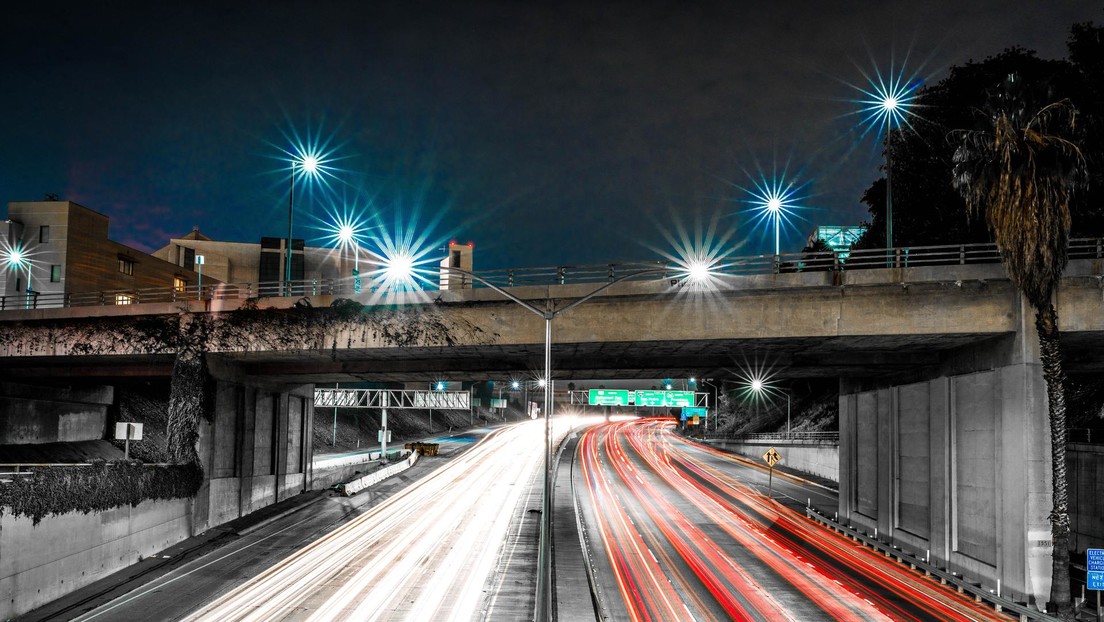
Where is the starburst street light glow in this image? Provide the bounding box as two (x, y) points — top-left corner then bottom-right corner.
(845, 55), (924, 255)
(849, 60), (921, 138)
(744, 169), (811, 257)
(3, 247), (26, 268)
(686, 258), (713, 283)
(301, 154), (319, 174)
(652, 216), (739, 292)
(338, 224), (354, 245)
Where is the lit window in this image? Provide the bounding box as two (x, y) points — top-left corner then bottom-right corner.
(50, 265), (61, 282)
(39, 226), (50, 243)
(118, 258), (134, 275)
(115, 293), (135, 305)
(173, 276), (187, 292)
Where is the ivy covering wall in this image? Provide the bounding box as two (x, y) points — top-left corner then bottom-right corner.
(0, 461), (203, 525)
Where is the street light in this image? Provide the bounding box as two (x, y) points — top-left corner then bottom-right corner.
(336, 222), (363, 293)
(851, 61), (919, 261)
(285, 152), (322, 296)
(746, 172), (803, 262)
(3, 245), (34, 309)
(195, 255), (205, 300)
(745, 375), (791, 437)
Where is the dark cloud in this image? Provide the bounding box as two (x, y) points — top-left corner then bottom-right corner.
(1, 0), (1100, 268)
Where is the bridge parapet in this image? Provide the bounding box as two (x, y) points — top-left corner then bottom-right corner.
(3, 239), (1101, 315)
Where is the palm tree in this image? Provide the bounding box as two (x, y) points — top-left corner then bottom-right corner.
(951, 74), (1086, 619)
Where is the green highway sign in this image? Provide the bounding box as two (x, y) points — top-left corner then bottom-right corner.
(634, 390), (667, 407)
(666, 391), (695, 407)
(589, 389), (630, 406)
(633, 390), (697, 408)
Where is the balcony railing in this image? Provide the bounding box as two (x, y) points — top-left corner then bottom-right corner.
(2, 238), (1102, 312)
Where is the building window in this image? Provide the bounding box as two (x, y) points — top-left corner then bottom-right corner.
(50, 265), (61, 282)
(39, 226), (50, 243)
(14, 276), (21, 292)
(179, 246), (195, 269)
(173, 276), (187, 292)
(118, 258), (134, 275)
(115, 293), (135, 305)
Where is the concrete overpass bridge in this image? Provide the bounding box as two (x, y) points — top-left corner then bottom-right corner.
(2, 240), (1104, 611)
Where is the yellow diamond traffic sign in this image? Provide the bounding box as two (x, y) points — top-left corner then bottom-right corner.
(762, 447), (782, 468)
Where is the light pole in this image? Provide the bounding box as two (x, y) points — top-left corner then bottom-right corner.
(882, 96), (898, 261)
(852, 63), (917, 264)
(748, 176), (799, 268)
(337, 223), (362, 293)
(195, 254), (205, 300)
(286, 153), (320, 296)
(767, 198), (782, 256)
(446, 263), (684, 621)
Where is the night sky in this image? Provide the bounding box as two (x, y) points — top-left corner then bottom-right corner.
(1, 1), (1099, 269)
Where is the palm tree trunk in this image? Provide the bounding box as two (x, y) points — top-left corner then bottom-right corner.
(1037, 303), (1072, 618)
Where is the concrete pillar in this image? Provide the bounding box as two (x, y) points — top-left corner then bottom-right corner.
(238, 387), (256, 515)
(838, 393), (855, 521)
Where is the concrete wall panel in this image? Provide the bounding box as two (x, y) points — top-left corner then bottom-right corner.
(897, 381), (930, 539)
(707, 441), (839, 482)
(208, 477), (242, 527)
(0, 498), (191, 619)
(250, 474), (276, 508)
(253, 393), (275, 476)
(952, 371), (998, 565)
(287, 395), (303, 475)
(855, 391), (879, 519)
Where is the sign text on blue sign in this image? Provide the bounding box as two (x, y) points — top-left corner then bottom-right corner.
(1088, 548), (1104, 572)
(1089, 571), (1104, 591)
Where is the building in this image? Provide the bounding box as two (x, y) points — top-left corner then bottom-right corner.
(1, 201), (211, 307)
(153, 235), (476, 294)
(807, 225), (866, 258)
(439, 241), (474, 290)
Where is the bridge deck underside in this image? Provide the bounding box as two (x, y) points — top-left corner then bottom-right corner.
(6, 332), (1078, 382)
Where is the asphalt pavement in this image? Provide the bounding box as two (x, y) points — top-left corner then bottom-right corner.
(17, 425), (541, 622)
(573, 418), (1012, 621)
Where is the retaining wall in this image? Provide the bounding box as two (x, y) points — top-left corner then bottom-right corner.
(0, 498), (192, 619)
(707, 440), (839, 483)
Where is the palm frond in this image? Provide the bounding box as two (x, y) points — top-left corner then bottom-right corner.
(950, 80), (1086, 308)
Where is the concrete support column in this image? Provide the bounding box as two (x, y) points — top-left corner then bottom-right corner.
(838, 392), (855, 521)
(238, 387), (256, 515)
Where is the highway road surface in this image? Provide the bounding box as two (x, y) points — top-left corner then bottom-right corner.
(574, 418), (1011, 621)
(66, 421), (545, 622)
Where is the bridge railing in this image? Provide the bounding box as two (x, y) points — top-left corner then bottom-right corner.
(2, 238), (1102, 312)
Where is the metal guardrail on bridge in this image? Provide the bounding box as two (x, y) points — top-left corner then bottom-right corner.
(2, 238), (1102, 312)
